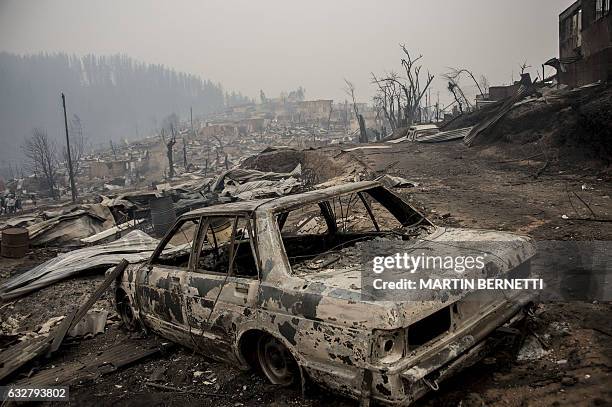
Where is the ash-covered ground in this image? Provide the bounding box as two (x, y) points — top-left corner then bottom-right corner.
(2, 136), (611, 406)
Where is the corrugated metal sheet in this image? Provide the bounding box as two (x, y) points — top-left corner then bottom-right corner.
(409, 127), (439, 141)
(464, 83), (536, 146)
(417, 127), (473, 143)
(342, 145), (391, 152)
(0, 230), (159, 300)
(26, 205), (115, 246)
(386, 136), (408, 144)
(67, 310), (109, 338)
(222, 177), (302, 200)
(212, 164), (302, 192)
(385, 125), (440, 143)
(81, 218), (145, 244)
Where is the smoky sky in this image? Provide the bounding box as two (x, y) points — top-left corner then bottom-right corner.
(0, 0), (574, 104)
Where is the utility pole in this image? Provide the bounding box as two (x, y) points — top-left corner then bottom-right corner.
(62, 93), (77, 203)
(183, 137), (188, 170)
(190, 106), (194, 137)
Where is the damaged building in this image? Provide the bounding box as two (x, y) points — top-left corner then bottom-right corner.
(557, 0), (612, 86)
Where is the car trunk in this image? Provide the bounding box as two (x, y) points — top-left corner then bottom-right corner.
(294, 227), (536, 327)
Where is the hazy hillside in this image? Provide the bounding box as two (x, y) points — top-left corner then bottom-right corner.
(0, 52), (250, 166)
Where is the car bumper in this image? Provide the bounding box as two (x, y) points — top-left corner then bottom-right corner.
(363, 291), (534, 405)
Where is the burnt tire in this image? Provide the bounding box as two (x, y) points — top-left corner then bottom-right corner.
(115, 290), (137, 331)
(256, 334), (298, 386)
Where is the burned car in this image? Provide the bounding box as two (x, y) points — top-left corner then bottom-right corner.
(114, 181), (536, 405)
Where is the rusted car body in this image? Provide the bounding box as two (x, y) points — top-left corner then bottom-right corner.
(115, 181), (536, 405)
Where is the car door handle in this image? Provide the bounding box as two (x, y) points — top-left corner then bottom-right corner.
(235, 282), (249, 294)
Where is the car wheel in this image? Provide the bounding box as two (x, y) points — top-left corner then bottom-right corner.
(257, 334), (298, 386)
(116, 290), (137, 331)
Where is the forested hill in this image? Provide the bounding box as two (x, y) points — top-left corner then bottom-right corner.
(0, 52), (250, 163)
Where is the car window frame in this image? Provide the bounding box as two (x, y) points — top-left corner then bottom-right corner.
(148, 216), (202, 271)
(191, 214), (261, 280)
(277, 201), (337, 236)
(271, 186), (430, 275)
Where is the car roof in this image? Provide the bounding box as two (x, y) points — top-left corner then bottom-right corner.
(182, 180), (381, 218)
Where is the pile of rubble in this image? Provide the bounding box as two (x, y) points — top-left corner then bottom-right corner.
(444, 81), (612, 162)
(0, 155), (312, 301)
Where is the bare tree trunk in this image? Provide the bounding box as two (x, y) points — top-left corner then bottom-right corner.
(344, 79), (368, 143)
(167, 142), (175, 178)
(358, 115), (367, 143)
(446, 68), (485, 97)
(448, 85), (464, 114)
(167, 125), (176, 178)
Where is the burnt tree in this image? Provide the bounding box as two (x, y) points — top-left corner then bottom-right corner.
(344, 79), (368, 143)
(167, 125), (177, 178)
(372, 45), (434, 128)
(22, 128), (59, 199)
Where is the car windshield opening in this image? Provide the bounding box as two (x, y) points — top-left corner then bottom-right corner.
(277, 187), (429, 274)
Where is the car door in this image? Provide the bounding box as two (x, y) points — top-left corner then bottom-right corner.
(136, 217), (200, 344)
(182, 215), (260, 363)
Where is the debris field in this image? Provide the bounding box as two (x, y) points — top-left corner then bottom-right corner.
(1, 80), (611, 406)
